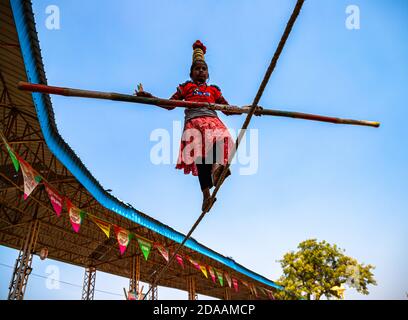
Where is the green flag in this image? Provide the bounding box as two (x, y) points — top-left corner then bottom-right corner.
(215, 269), (224, 286)
(137, 238), (152, 260)
(5, 143), (19, 172)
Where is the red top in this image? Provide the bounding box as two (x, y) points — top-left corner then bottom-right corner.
(171, 81), (228, 104)
(170, 81), (230, 121)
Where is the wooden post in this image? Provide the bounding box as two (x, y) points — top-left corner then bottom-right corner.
(223, 287), (231, 300)
(129, 255), (140, 294)
(187, 276), (197, 300)
(8, 219), (40, 300)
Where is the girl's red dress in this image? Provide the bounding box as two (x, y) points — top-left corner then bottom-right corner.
(171, 81), (234, 176)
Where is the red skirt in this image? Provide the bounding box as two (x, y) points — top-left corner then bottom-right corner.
(176, 116), (234, 176)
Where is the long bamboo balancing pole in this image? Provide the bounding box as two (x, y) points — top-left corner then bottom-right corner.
(17, 81), (380, 128)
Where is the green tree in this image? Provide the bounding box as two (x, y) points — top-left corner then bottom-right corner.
(275, 239), (376, 300)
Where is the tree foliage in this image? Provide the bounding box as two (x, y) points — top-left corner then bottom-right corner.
(275, 239), (376, 300)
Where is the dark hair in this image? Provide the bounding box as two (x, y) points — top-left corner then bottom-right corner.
(190, 60), (209, 79)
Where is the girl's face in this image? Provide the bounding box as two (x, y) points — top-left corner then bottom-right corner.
(191, 61), (209, 84)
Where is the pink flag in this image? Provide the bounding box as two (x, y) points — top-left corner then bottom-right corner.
(225, 272), (232, 288)
(127, 291), (137, 300)
(208, 266), (216, 283)
(18, 156), (41, 200)
(175, 254), (184, 269)
(155, 243), (169, 262)
(66, 199), (85, 233)
(114, 226), (132, 255)
(232, 278), (239, 292)
(187, 256), (201, 271)
(44, 183), (63, 217)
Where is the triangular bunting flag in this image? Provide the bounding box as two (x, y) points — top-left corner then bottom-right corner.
(208, 266), (216, 283)
(232, 278), (239, 292)
(154, 243), (169, 262)
(258, 287), (267, 296)
(2, 139), (20, 172)
(92, 217), (111, 238)
(66, 199), (85, 233)
(114, 226), (132, 255)
(241, 279), (249, 288)
(225, 272), (232, 288)
(266, 289), (275, 300)
(137, 238), (152, 260)
(200, 265), (208, 278)
(18, 156), (41, 200)
(127, 291), (137, 300)
(253, 285), (258, 297)
(44, 183), (63, 217)
(215, 269), (224, 286)
(187, 256), (201, 271)
(175, 254), (184, 269)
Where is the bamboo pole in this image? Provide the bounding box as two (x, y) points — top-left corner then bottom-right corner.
(17, 81), (380, 128)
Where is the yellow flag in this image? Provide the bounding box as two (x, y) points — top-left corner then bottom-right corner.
(200, 265), (208, 278)
(92, 217), (111, 238)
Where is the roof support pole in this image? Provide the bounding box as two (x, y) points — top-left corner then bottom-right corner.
(148, 283), (158, 300)
(129, 255), (140, 295)
(8, 219), (40, 300)
(223, 287), (231, 300)
(187, 276), (197, 300)
(81, 266), (96, 300)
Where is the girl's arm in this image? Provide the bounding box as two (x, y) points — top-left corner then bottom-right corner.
(134, 90), (175, 110)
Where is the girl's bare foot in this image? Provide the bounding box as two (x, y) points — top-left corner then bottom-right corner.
(212, 165), (231, 186)
(202, 188), (216, 212)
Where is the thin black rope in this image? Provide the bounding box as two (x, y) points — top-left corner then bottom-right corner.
(144, 0), (305, 300)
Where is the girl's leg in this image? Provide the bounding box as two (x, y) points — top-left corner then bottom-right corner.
(211, 141), (231, 186)
(197, 162), (213, 191)
(196, 156), (215, 211)
(211, 144), (221, 179)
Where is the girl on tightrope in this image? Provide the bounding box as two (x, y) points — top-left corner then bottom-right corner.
(137, 40), (246, 211)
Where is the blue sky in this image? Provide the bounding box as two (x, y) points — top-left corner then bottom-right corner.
(1, 0), (407, 299)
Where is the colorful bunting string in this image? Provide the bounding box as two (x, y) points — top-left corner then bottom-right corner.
(1, 133), (276, 297)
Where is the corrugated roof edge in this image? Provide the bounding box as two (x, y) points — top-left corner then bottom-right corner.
(9, 0), (283, 291)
